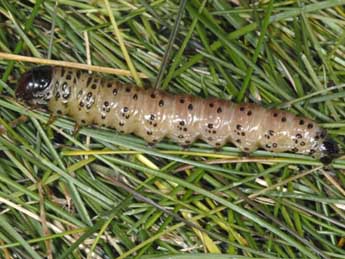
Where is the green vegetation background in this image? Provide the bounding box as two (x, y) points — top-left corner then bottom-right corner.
(0, 0), (345, 258)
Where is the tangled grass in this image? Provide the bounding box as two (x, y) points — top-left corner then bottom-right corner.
(0, 0), (345, 258)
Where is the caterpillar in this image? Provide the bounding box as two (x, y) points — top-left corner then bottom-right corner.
(15, 66), (340, 163)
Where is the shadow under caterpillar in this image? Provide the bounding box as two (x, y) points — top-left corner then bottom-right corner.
(15, 66), (340, 163)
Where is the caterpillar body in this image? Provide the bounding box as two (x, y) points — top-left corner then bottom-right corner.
(15, 66), (339, 163)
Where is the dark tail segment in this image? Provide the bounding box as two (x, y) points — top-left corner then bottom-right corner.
(320, 138), (340, 164)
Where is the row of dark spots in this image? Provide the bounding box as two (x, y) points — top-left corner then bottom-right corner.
(177, 120), (187, 132)
(76, 70), (81, 79)
(121, 106), (130, 120)
(55, 90), (60, 101)
(272, 112), (288, 123)
(315, 130), (326, 140)
(61, 82), (71, 99)
(61, 68), (73, 81)
(204, 123), (217, 135)
(265, 143), (278, 149)
(61, 68), (66, 77)
(86, 77), (93, 87)
(148, 114), (157, 127)
(85, 92), (95, 109)
(299, 119), (314, 129)
(293, 133), (306, 146)
(264, 130), (274, 139)
(209, 103), (223, 113)
(234, 124), (245, 137)
(150, 92), (165, 107)
(291, 147), (315, 154)
(239, 106), (252, 116)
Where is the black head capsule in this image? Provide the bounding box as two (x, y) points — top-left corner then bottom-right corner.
(16, 66), (53, 106)
(319, 138), (340, 164)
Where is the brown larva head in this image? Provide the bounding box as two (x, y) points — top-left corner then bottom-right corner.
(319, 138), (340, 164)
(16, 66), (54, 106)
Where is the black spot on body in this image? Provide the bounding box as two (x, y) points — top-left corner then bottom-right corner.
(91, 84), (97, 89)
(281, 117), (286, 122)
(61, 68), (66, 77)
(208, 123), (213, 129)
(273, 113), (278, 117)
(159, 100), (164, 107)
(178, 135), (184, 139)
(188, 104), (193, 110)
(240, 107), (245, 111)
(87, 77), (92, 86)
(180, 121), (185, 126)
(107, 83), (112, 88)
(113, 89), (118, 96)
(236, 124), (242, 130)
(66, 74), (72, 80)
(81, 119), (86, 124)
(300, 142), (305, 146)
(272, 143), (278, 148)
(299, 120), (304, 125)
(119, 122), (124, 127)
(150, 114), (155, 120)
(147, 131), (152, 135)
(320, 131), (326, 138)
(180, 99), (185, 104)
(247, 111), (252, 116)
(209, 103), (214, 108)
(217, 107), (222, 113)
(151, 93), (156, 98)
(307, 123), (313, 129)
(104, 101), (109, 107)
(123, 107), (129, 113)
(133, 94), (138, 100)
(236, 139), (241, 143)
(55, 92), (60, 100)
(126, 87), (131, 92)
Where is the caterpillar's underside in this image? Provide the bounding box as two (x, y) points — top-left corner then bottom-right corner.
(15, 66), (340, 162)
